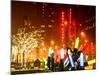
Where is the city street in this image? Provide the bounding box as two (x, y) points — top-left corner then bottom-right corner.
(11, 1), (96, 74)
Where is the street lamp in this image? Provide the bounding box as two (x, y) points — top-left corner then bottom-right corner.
(51, 40), (55, 48)
(41, 42), (45, 46)
(81, 31), (85, 37)
(55, 45), (58, 49)
(64, 21), (67, 26)
(85, 39), (88, 43)
(51, 40), (54, 45)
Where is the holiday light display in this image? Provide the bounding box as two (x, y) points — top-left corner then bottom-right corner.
(80, 53), (84, 67)
(11, 2), (96, 73)
(12, 28), (43, 65)
(88, 59), (96, 65)
(75, 37), (79, 49)
(60, 48), (65, 59)
(69, 54), (75, 68)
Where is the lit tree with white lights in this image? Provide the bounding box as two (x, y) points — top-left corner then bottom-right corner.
(11, 27), (43, 67)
